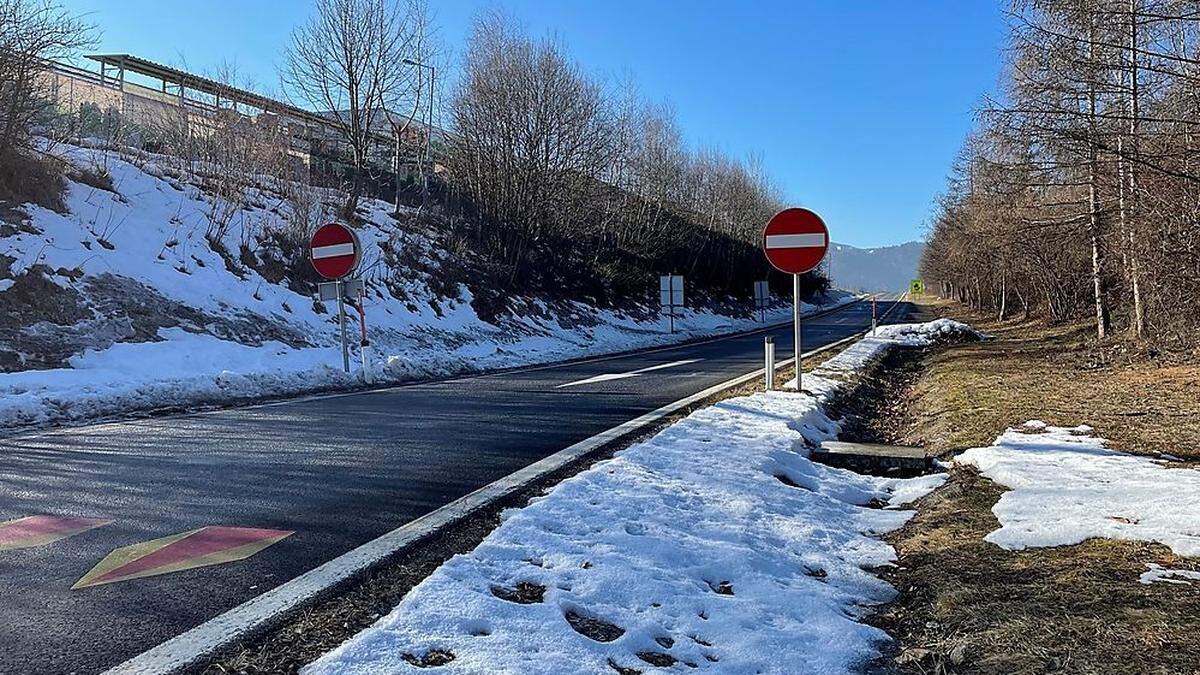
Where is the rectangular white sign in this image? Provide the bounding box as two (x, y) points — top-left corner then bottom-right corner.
(659, 275), (683, 307)
(765, 233), (826, 249)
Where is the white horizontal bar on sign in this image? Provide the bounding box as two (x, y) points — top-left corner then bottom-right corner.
(765, 233), (826, 249)
(312, 242), (355, 259)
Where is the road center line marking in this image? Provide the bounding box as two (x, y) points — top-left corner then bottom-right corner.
(555, 358), (703, 389)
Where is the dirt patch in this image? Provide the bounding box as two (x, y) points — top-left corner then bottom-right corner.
(830, 346), (929, 445)
(865, 301), (1200, 673)
(400, 649), (455, 668)
(565, 610), (625, 643)
(490, 581), (546, 604)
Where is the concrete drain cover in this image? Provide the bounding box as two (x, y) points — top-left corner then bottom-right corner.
(812, 441), (929, 474)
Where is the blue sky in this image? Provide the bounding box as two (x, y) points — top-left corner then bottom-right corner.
(60, 1), (1004, 247)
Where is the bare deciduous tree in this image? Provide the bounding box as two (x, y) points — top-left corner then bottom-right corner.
(282, 0), (422, 221)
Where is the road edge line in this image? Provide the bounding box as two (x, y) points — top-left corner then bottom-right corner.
(105, 302), (900, 675)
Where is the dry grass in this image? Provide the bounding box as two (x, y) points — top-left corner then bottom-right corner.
(0, 150), (66, 214)
(898, 304), (1200, 459)
(869, 301), (1200, 674)
(872, 468), (1200, 675)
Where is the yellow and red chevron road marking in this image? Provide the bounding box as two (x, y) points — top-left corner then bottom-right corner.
(0, 515), (112, 551)
(73, 526), (293, 589)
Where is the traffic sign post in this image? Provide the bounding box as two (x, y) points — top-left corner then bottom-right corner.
(762, 208), (830, 392)
(310, 223), (361, 374)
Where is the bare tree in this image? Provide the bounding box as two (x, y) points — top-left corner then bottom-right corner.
(282, 0), (421, 221)
(0, 0), (93, 157)
(923, 0), (1200, 346)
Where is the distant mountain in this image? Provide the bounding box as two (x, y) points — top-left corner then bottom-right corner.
(825, 241), (924, 293)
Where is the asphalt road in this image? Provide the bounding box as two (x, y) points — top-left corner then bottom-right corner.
(0, 298), (912, 674)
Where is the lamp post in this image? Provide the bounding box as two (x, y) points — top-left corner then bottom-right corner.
(402, 58), (435, 204)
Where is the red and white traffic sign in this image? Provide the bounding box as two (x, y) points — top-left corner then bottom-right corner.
(309, 222), (360, 280)
(762, 208), (829, 275)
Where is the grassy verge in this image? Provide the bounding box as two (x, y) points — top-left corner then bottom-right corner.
(868, 299), (1200, 673)
(894, 299), (1199, 459)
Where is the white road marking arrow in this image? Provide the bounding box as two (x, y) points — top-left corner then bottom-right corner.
(556, 358), (703, 389)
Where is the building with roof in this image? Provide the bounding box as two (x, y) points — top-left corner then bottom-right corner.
(41, 53), (446, 193)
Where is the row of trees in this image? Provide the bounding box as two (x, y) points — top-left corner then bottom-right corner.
(447, 11), (803, 301)
(922, 0), (1200, 345)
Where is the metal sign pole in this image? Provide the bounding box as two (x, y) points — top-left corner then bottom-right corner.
(336, 280), (350, 374)
(793, 273), (802, 392)
(357, 284), (371, 383)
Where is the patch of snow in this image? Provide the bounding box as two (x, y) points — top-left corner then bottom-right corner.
(785, 318), (981, 387)
(306, 324), (952, 675)
(1139, 563), (1200, 585)
(0, 279), (14, 292)
(957, 424), (1200, 556)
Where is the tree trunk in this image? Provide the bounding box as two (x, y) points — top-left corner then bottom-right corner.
(1126, 0), (1146, 337)
(998, 271), (1008, 321)
(1086, 25), (1111, 339)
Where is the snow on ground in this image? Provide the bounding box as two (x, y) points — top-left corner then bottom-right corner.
(957, 423), (1200, 557)
(0, 142), (854, 430)
(306, 323), (958, 675)
(786, 318), (980, 386)
(1139, 563), (1200, 585)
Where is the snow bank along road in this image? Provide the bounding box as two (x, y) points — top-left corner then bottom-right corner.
(0, 298), (909, 674)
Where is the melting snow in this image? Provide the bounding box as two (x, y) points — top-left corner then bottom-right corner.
(1139, 563), (1200, 585)
(305, 323), (957, 675)
(957, 424), (1200, 557)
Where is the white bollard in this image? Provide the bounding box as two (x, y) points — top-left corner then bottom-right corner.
(764, 336), (776, 391)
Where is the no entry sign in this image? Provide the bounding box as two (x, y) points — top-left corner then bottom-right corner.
(309, 223), (360, 280)
(763, 208), (829, 275)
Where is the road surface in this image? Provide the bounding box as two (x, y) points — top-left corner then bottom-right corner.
(0, 298), (912, 673)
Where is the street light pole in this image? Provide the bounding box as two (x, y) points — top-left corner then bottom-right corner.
(402, 58), (435, 204)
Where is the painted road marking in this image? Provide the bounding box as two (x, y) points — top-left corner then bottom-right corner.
(556, 358), (703, 389)
(0, 515), (112, 552)
(73, 526), (293, 590)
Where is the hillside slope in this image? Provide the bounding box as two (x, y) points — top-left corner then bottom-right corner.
(829, 241), (923, 293)
(0, 143), (849, 431)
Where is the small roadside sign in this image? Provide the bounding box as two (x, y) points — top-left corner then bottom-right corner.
(659, 275), (684, 333)
(910, 279), (925, 295)
(310, 224), (363, 374)
(754, 280), (770, 322)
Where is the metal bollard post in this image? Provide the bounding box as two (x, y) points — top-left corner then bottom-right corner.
(764, 336), (775, 391)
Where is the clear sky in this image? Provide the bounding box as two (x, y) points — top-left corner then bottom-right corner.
(60, 0), (1005, 248)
